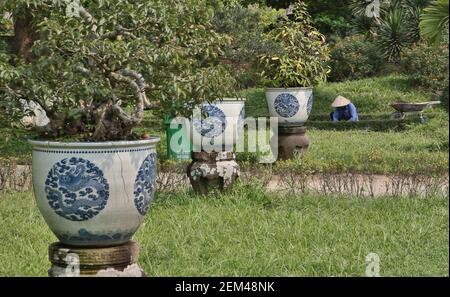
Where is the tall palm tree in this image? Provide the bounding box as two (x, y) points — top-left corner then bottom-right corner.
(420, 0), (449, 45)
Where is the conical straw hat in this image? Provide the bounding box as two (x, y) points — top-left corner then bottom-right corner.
(332, 96), (351, 108)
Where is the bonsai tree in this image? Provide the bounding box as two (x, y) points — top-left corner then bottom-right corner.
(260, 1), (330, 88)
(0, 0), (236, 141)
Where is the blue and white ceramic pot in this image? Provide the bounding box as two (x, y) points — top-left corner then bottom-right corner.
(29, 138), (160, 247)
(266, 88), (314, 125)
(191, 98), (245, 152)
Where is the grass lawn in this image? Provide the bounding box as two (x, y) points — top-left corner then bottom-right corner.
(0, 186), (448, 277)
(299, 122), (449, 174)
(242, 74), (434, 118)
(1, 74), (448, 175)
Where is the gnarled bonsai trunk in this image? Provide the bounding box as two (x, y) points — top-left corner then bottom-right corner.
(11, 12), (37, 60)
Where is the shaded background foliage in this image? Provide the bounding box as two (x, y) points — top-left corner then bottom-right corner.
(212, 4), (283, 88)
(329, 35), (384, 82)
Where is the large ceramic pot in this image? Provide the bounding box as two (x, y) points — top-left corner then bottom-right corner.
(29, 138), (160, 247)
(190, 98), (245, 152)
(266, 88), (314, 125)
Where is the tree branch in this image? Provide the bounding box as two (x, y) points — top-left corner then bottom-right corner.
(78, 6), (94, 24)
(117, 69), (159, 109)
(109, 71), (145, 123)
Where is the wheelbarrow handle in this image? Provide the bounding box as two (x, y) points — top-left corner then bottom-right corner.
(425, 101), (441, 105)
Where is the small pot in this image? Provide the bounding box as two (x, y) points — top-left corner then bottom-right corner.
(29, 138), (160, 247)
(265, 88), (314, 125)
(190, 98), (245, 152)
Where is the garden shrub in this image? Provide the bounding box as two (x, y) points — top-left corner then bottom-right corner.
(329, 35), (385, 82)
(0, 19), (11, 128)
(212, 4), (283, 88)
(260, 1), (330, 88)
(401, 43), (449, 94)
(349, 0), (432, 62)
(312, 13), (352, 37)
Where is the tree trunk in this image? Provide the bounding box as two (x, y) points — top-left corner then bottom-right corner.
(11, 12), (37, 60)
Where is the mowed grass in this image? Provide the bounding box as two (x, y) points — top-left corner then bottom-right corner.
(233, 114), (449, 175)
(0, 187), (448, 277)
(0, 74), (448, 175)
(242, 74), (434, 118)
(2, 117), (449, 175)
(303, 121), (449, 174)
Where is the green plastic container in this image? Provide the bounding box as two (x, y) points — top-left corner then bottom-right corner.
(164, 116), (192, 160)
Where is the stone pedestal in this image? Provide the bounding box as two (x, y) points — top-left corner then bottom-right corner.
(48, 241), (146, 277)
(278, 125), (310, 160)
(187, 151), (240, 195)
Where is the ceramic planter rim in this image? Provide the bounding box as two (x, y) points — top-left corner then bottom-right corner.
(265, 87), (313, 92)
(220, 97), (246, 101)
(28, 137), (160, 150)
(211, 97), (246, 104)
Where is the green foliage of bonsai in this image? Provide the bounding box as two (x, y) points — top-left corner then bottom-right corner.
(0, 0), (236, 141)
(0, 12), (13, 127)
(260, 1), (331, 88)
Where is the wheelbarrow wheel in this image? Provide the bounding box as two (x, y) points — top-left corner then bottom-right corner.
(419, 112), (426, 124)
(390, 111), (405, 120)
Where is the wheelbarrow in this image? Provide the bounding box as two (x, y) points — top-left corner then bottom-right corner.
(389, 101), (441, 123)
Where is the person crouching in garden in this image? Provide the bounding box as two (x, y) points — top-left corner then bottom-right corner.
(330, 96), (359, 122)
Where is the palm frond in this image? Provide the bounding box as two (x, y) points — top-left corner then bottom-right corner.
(420, 0), (449, 45)
(378, 8), (411, 61)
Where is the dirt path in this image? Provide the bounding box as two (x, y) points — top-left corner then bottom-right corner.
(265, 174), (449, 197)
(158, 171), (448, 198)
(1, 164), (448, 197)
